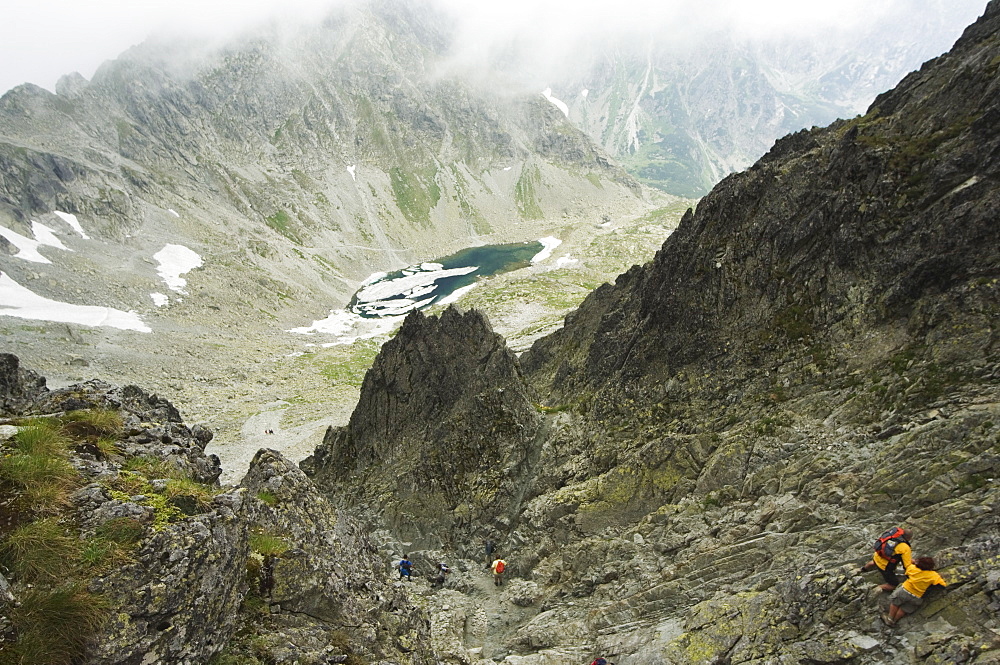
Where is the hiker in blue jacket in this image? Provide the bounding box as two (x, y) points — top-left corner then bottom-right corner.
(398, 554), (413, 580)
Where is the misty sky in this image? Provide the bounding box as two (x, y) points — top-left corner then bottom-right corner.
(0, 0), (990, 95)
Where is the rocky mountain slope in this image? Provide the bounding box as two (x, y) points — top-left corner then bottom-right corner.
(550, 0), (987, 196)
(304, 2), (1000, 663)
(0, 0), (647, 370)
(1, 2), (999, 665)
(0, 0), (664, 466)
(0, 353), (433, 664)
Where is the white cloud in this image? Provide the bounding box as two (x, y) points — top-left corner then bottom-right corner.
(0, 0), (988, 95)
(0, 0), (340, 94)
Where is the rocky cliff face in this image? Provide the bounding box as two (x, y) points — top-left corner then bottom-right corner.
(305, 307), (545, 550)
(301, 4), (1000, 664)
(0, 353), (433, 664)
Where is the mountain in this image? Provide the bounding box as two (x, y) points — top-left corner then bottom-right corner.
(0, 0), (642, 289)
(545, 0), (987, 196)
(1, 1), (999, 664)
(0, 0), (661, 457)
(306, 2), (1000, 663)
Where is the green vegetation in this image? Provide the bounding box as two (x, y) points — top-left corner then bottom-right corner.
(514, 166), (544, 219)
(390, 167), (441, 227)
(265, 210), (302, 243)
(1, 583), (110, 665)
(752, 414), (792, 436)
(256, 490), (279, 506)
(0, 420), (79, 512)
(249, 529), (290, 557)
(0, 410), (153, 665)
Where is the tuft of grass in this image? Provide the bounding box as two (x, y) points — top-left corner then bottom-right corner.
(0, 449), (79, 511)
(95, 436), (120, 457)
(163, 477), (219, 513)
(60, 409), (123, 439)
(5, 583), (110, 665)
(12, 420), (71, 458)
(121, 455), (186, 480)
(256, 490), (278, 506)
(106, 469), (151, 496)
(94, 517), (145, 546)
(249, 529), (289, 557)
(0, 517), (82, 584)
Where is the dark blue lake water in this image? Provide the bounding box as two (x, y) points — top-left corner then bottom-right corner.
(349, 241), (544, 318)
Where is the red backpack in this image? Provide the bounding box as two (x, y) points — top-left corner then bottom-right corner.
(874, 527), (908, 562)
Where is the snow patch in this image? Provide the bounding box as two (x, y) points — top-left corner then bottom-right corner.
(289, 309), (402, 347)
(53, 211), (89, 239)
(347, 164), (356, 181)
(150, 292), (169, 307)
(0, 271), (150, 332)
(0, 225), (51, 263)
(531, 237), (562, 263)
(541, 88), (569, 117)
(168, 209), (180, 217)
(154, 244), (203, 293)
(555, 255), (579, 267)
(31, 222), (69, 251)
(438, 283), (477, 306)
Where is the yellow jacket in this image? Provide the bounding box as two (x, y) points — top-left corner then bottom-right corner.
(902, 565), (947, 598)
(874, 541), (912, 570)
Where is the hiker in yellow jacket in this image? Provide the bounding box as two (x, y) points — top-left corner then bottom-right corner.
(883, 556), (947, 626)
(860, 527), (913, 591)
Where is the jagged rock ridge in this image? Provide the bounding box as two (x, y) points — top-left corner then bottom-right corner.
(305, 306), (545, 549)
(304, 3), (1000, 664)
(0, 353), (433, 664)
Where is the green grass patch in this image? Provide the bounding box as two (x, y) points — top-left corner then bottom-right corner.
(0, 517), (81, 584)
(514, 166), (544, 219)
(256, 491), (278, 506)
(60, 409), (123, 439)
(390, 167), (441, 227)
(3, 583), (110, 665)
(121, 455), (186, 480)
(163, 477), (220, 513)
(249, 529), (289, 557)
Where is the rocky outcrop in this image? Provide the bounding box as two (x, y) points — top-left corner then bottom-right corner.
(0, 355), (433, 664)
(296, 4), (1000, 664)
(522, 0), (1000, 431)
(0, 352), (48, 414)
(305, 306), (544, 551)
(240, 449), (434, 664)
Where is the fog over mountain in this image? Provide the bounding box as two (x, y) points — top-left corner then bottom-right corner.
(1, 1), (998, 664)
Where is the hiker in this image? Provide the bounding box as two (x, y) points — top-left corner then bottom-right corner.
(485, 539), (496, 568)
(491, 558), (507, 586)
(883, 556), (947, 626)
(590, 658), (609, 665)
(398, 555), (413, 581)
(431, 562), (450, 588)
(860, 527), (912, 591)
